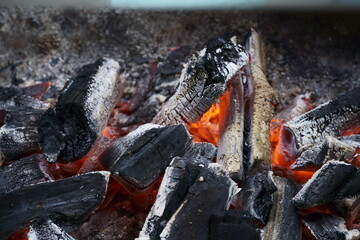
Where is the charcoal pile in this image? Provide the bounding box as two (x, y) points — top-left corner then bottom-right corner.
(1, 25), (360, 240)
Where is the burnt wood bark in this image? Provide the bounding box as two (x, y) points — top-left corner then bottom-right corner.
(38, 58), (121, 163)
(236, 172), (277, 224)
(209, 210), (261, 240)
(138, 142), (216, 240)
(242, 29), (278, 173)
(99, 123), (193, 192)
(263, 175), (301, 240)
(293, 161), (360, 209)
(28, 219), (75, 240)
(302, 213), (360, 240)
(0, 171), (110, 239)
(217, 75), (245, 181)
(0, 153), (51, 195)
(291, 136), (355, 171)
(284, 87), (360, 153)
(152, 35), (249, 125)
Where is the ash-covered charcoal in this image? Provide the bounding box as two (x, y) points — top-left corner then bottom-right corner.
(209, 210), (261, 240)
(242, 29), (278, 174)
(235, 172), (277, 224)
(0, 154), (51, 195)
(274, 93), (314, 122)
(291, 136), (355, 171)
(99, 123), (193, 192)
(335, 197), (360, 229)
(217, 75), (245, 181)
(263, 176), (301, 240)
(38, 58), (121, 163)
(302, 213), (360, 240)
(292, 161), (360, 209)
(338, 135), (360, 148)
(0, 171), (110, 239)
(159, 163), (238, 240)
(0, 92), (49, 163)
(138, 143), (216, 240)
(28, 218), (75, 240)
(152, 35), (249, 126)
(284, 87), (360, 153)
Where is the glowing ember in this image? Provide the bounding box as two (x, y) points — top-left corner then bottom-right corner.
(187, 87), (232, 146)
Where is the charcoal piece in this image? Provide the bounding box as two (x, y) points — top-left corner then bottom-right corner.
(338, 135), (360, 148)
(209, 210), (261, 240)
(38, 58), (121, 163)
(242, 29), (278, 173)
(284, 87), (360, 153)
(291, 136), (355, 171)
(28, 219), (75, 240)
(335, 197), (360, 229)
(21, 82), (51, 99)
(236, 172), (277, 224)
(217, 75), (245, 181)
(100, 123), (193, 192)
(138, 143), (216, 240)
(152, 35), (249, 125)
(0, 154), (51, 195)
(302, 213), (360, 240)
(263, 176), (301, 240)
(274, 93), (313, 122)
(159, 163), (238, 240)
(0, 171), (110, 239)
(292, 161), (359, 209)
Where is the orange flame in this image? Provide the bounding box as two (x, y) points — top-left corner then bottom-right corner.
(187, 87), (232, 146)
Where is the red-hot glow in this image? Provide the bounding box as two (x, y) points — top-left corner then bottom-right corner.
(187, 87), (232, 146)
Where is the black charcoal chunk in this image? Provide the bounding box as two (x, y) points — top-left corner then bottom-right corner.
(291, 136), (355, 171)
(138, 143), (216, 240)
(38, 58), (121, 163)
(292, 161), (360, 209)
(285, 87), (360, 153)
(158, 163), (238, 240)
(152, 35), (248, 125)
(302, 213), (360, 240)
(100, 123), (193, 192)
(236, 172), (277, 224)
(263, 176), (301, 240)
(0, 154), (51, 195)
(0, 89), (49, 163)
(0, 171), (110, 239)
(209, 210), (261, 240)
(28, 218), (75, 240)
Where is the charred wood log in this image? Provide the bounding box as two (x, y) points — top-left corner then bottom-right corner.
(138, 142), (216, 240)
(209, 210), (261, 240)
(99, 123), (193, 192)
(0, 171), (110, 239)
(302, 213), (360, 240)
(263, 176), (301, 240)
(28, 219), (75, 240)
(291, 136), (355, 171)
(38, 58), (121, 163)
(217, 75), (245, 180)
(0, 154), (51, 195)
(293, 161), (360, 209)
(152, 35), (249, 125)
(235, 172), (277, 224)
(284, 87), (360, 153)
(159, 163), (238, 240)
(242, 29), (278, 174)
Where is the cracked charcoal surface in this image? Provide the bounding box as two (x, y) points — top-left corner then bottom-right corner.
(152, 35), (249, 125)
(38, 57), (121, 163)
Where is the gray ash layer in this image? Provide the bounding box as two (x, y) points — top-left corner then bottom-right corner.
(1, 9), (359, 113)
